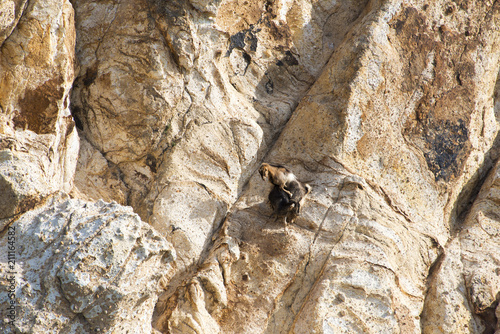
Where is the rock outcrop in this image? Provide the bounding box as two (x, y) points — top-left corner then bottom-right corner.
(0, 193), (176, 333)
(0, 0), (78, 224)
(1, 0), (500, 333)
(69, 0), (369, 275)
(423, 159), (500, 334)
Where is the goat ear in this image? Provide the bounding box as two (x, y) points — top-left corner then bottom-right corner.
(305, 184), (312, 194)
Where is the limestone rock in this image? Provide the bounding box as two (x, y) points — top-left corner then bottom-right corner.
(0, 0), (78, 221)
(0, 0), (28, 46)
(460, 160), (500, 333)
(70, 0), (368, 274)
(154, 0), (500, 333)
(421, 239), (484, 334)
(422, 159), (500, 334)
(158, 170), (439, 333)
(2, 0), (500, 333)
(73, 137), (128, 205)
(0, 194), (176, 333)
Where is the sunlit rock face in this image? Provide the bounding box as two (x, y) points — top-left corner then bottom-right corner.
(69, 0), (370, 275)
(0, 194), (176, 333)
(1, 0), (500, 333)
(0, 0), (78, 224)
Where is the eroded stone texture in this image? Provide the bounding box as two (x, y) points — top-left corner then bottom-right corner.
(459, 160), (500, 333)
(0, 0), (28, 46)
(0, 0), (78, 221)
(422, 56), (500, 334)
(72, 137), (128, 205)
(0, 194), (176, 333)
(273, 0), (500, 246)
(158, 165), (440, 333)
(1, 0), (500, 333)
(422, 158), (500, 334)
(155, 0), (500, 333)
(421, 239), (485, 334)
(71, 0), (369, 275)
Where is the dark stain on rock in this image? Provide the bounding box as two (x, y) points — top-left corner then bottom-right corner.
(71, 106), (84, 131)
(135, 171), (150, 183)
(18, 195), (40, 214)
(16, 76), (65, 134)
(227, 26), (259, 56)
(148, 0), (187, 20)
(264, 0), (274, 15)
(283, 50), (298, 66)
(423, 119), (469, 182)
(242, 51), (252, 72)
(83, 63), (98, 87)
(145, 153), (158, 173)
(262, 14), (291, 42)
(391, 5), (481, 182)
(230, 31), (247, 50)
(276, 50), (299, 67)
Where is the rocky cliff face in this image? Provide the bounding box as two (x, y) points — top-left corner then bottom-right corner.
(1, 0), (500, 333)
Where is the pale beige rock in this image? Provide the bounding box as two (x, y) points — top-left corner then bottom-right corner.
(0, 0), (27, 46)
(459, 160), (500, 333)
(0, 127), (78, 222)
(0, 194), (176, 334)
(0, 0), (78, 221)
(160, 170), (439, 333)
(70, 0), (185, 207)
(156, 0), (500, 333)
(1, 0), (500, 333)
(71, 0), (368, 277)
(423, 158), (500, 334)
(73, 137), (128, 205)
(421, 239), (484, 334)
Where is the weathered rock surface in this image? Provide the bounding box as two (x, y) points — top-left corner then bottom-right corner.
(154, 0), (500, 333)
(72, 137), (128, 205)
(459, 160), (500, 333)
(1, 0), (500, 333)
(0, 0), (27, 46)
(70, 0), (369, 273)
(0, 0), (78, 223)
(422, 159), (500, 334)
(0, 193), (175, 333)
